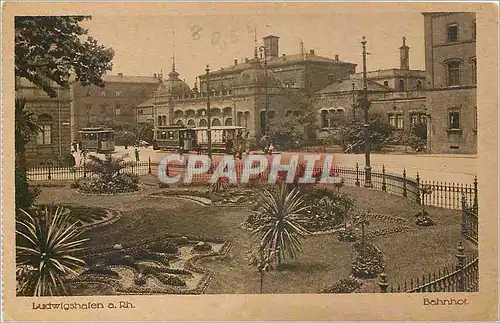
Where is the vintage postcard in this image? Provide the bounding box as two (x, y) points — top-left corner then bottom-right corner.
(2, 1), (498, 321)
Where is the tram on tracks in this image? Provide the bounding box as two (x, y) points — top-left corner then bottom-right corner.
(78, 127), (115, 153)
(152, 125), (247, 154)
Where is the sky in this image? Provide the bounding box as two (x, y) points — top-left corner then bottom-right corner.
(81, 7), (426, 86)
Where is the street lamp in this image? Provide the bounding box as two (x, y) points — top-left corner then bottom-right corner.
(259, 45), (269, 135)
(361, 36), (373, 188)
(351, 80), (356, 122)
(205, 65), (213, 162)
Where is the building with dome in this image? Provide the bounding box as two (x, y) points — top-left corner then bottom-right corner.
(137, 35), (357, 139)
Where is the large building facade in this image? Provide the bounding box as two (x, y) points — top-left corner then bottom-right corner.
(423, 12), (477, 154)
(71, 73), (161, 141)
(15, 77), (72, 166)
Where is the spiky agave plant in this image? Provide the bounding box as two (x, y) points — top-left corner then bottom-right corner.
(16, 206), (89, 296)
(251, 184), (310, 267)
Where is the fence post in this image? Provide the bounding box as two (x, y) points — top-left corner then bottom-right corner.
(83, 161), (87, 178)
(473, 176), (478, 213)
(402, 169), (407, 197)
(378, 272), (389, 293)
(47, 165), (52, 180)
(416, 173), (421, 204)
(148, 157), (152, 175)
(355, 162), (360, 186)
(461, 195), (468, 234)
(456, 242), (466, 292)
(381, 165), (387, 192)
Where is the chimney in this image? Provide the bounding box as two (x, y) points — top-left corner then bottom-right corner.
(234, 59), (238, 65)
(263, 35), (280, 58)
(309, 49), (315, 55)
(399, 36), (410, 70)
(153, 73), (157, 78)
(335, 54), (339, 61)
(118, 72), (123, 77)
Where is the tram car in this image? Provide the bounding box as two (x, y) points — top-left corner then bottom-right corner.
(194, 126), (246, 154)
(152, 125), (196, 152)
(78, 127), (115, 153)
(153, 125), (247, 154)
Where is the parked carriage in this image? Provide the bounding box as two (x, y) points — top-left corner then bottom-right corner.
(152, 125), (246, 154)
(78, 127), (115, 153)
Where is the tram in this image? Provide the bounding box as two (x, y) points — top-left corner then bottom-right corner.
(152, 125), (247, 154)
(78, 127), (115, 153)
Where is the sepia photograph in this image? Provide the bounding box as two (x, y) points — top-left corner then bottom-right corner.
(2, 2), (498, 321)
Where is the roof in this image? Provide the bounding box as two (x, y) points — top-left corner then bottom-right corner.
(316, 78), (391, 94)
(202, 53), (356, 78)
(101, 74), (162, 84)
(16, 77), (63, 89)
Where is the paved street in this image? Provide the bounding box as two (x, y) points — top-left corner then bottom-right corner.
(81, 146), (477, 184)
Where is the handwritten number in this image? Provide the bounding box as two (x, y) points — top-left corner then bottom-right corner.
(190, 25), (203, 40)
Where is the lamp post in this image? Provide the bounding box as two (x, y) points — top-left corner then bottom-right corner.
(259, 45), (269, 135)
(361, 36), (373, 188)
(351, 80), (356, 122)
(205, 65), (213, 162)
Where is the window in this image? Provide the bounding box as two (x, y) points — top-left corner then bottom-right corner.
(321, 111), (329, 128)
(396, 114), (404, 129)
(138, 109), (144, 115)
(411, 114), (419, 126)
(420, 115), (427, 124)
(162, 116), (167, 125)
(212, 118), (222, 126)
(416, 80), (422, 90)
(448, 111), (460, 130)
(100, 90), (106, 97)
(157, 115), (162, 126)
(383, 80), (389, 87)
(115, 91), (122, 97)
(36, 115), (52, 145)
(398, 79), (405, 91)
(388, 115), (396, 127)
(260, 111), (266, 131)
(470, 57), (477, 85)
(447, 23), (458, 42)
(86, 90), (91, 96)
(115, 104), (122, 115)
(446, 61), (461, 86)
(473, 21), (476, 40)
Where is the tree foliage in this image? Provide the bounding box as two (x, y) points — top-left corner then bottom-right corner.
(268, 91), (318, 149)
(15, 16), (114, 97)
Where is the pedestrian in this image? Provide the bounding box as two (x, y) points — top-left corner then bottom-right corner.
(134, 147), (140, 162)
(72, 140), (78, 153)
(268, 142), (274, 156)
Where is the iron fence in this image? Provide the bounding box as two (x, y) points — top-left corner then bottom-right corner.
(379, 242), (478, 293)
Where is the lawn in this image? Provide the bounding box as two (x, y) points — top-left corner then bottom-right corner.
(34, 176), (477, 294)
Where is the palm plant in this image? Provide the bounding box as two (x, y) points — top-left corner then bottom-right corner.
(16, 206), (89, 296)
(15, 98), (41, 169)
(209, 176), (230, 193)
(251, 184), (310, 268)
(85, 154), (133, 182)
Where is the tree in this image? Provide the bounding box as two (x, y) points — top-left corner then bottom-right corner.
(16, 206), (88, 296)
(15, 16), (114, 98)
(251, 184), (310, 268)
(268, 91), (318, 149)
(137, 123), (154, 143)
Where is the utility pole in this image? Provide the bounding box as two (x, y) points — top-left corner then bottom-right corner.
(361, 36), (373, 188)
(206, 65), (213, 162)
(259, 45), (269, 135)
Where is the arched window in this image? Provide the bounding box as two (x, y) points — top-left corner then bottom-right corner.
(260, 110), (266, 132)
(320, 110), (329, 128)
(176, 119), (184, 126)
(223, 107), (232, 115)
(212, 118), (222, 126)
(383, 80), (389, 87)
(37, 114), (52, 145)
(399, 79), (405, 91)
(187, 119), (196, 127)
(416, 80), (422, 90)
(157, 115), (162, 126)
(162, 116), (167, 125)
(285, 110), (292, 117)
(244, 111), (250, 128)
(237, 112), (243, 126)
(225, 118), (233, 126)
(199, 119), (208, 127)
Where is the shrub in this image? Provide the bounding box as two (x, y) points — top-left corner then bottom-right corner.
(337, 227), (358, 242)
(156, 274), (186, 287)
(82, 268), (119, 279)
(176, 236), (190, 246)
(351, 242), (385, 279)
(193, 242), (212, 252)
(134, 273), (146, 286)
(149, 240), (179, 254)
(321, 277), (362, 293)
(415, 210), (435, 226)
(15, 167), (41, 210)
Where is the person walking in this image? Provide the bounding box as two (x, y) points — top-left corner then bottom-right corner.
(134, 147), (140, 163)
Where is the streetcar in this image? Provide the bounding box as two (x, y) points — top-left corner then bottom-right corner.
(152, 125), (247, 154)
(152, 125), (196, 152)
(78, 127), (115, 153)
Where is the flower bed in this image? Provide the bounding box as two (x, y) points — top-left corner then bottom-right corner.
(351, 242), (385, 279)
(78, 173), (140, 195)
(321, 277), (363, 293)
